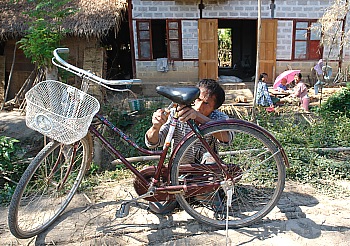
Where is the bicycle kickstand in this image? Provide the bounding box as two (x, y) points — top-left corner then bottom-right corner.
(115, 189), (155, 218)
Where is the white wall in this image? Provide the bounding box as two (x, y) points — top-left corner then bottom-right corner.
(131, 0), (348, 82)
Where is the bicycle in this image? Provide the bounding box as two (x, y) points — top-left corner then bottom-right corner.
(8, 48), (289, 239)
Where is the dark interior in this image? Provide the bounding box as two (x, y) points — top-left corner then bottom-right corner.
(101, 11), (133, 80)
(218, 19), (257, 81)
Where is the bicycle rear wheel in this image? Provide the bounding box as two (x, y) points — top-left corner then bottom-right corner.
(171, 122), (286, 228)
(8, 135), (92, 239)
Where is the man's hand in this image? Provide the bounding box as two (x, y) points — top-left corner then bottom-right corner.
(146, 108), (169, 145)
(151, 108), (169, 129)
(177, 105), (198, 123)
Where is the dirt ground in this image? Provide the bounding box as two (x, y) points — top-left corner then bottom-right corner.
(1, 110), (350, 246)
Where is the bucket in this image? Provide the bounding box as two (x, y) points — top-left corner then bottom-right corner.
(128, 99), (145, 111)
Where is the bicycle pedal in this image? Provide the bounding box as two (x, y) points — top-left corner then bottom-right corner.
(115, 202), (131, 218)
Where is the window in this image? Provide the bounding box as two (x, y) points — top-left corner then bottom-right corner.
(293, 20), (322, 60)
(136, 19), (182, 60)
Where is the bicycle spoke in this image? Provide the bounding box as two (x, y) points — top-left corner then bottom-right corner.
(8, 136), (92, 239)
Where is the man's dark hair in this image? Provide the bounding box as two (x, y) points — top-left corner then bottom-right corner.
(197, 79), (225, 109)
(297, 73), (302, 79)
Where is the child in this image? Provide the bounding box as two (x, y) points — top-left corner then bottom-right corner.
(277, 78), (288, 92)
(292, 73), (309, 112)
(256, 73), (274, 108)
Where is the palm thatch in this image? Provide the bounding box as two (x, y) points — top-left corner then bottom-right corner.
(0, 0), (128, 41)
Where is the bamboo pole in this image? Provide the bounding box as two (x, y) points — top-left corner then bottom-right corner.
(110, 147), (350, 164)
(251, 0), (262, 122)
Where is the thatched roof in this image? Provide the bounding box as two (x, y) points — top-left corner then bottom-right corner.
(0, 0), (128, 41)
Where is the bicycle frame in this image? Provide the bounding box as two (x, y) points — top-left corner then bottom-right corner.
(88, 111), (231, 197)
(85, 111), (290, 201)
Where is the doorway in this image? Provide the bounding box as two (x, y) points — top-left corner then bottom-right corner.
(101, 14), (133, 80)
(218, 19), (257, 81)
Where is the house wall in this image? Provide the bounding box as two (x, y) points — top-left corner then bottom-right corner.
(132, 0), (349, 86)
(273, 1), (350, 77)
(4, 40), (35, 101)
(0, 37), (104, 105)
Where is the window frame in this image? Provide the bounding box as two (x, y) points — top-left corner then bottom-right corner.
(166, 20), (182, 61)
(292, 20), (323, 61)
(136, 19), (182, 61)
(136, 20), (152, 61)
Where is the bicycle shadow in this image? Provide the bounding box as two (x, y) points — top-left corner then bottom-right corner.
(32, 189), (350, 245)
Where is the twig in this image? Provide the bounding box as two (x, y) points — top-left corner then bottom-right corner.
(83, 193), (92, 204)
(1, 175), (18, 185)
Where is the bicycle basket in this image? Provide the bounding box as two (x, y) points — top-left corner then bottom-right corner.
(25, 80), (100, 144)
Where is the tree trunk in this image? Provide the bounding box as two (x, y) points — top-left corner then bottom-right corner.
(45, 66), (58, 81)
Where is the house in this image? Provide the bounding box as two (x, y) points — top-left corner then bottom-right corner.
(129, 0), (350, 94)
(0, 0), (131, 104)
(1, 0), (348, 102)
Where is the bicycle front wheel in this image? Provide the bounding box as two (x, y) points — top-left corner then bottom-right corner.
(171, 122), (286, 228)
(8, 135), (92, 239)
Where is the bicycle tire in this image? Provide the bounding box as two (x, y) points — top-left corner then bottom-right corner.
(8, 134), (93, 239)
(171, 122), (286, 228)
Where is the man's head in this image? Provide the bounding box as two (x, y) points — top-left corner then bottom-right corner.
(194, 79), (225, 117)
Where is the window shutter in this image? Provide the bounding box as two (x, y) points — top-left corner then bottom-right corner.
(137, 20), (152, 60)
(167, 20), (182, 60)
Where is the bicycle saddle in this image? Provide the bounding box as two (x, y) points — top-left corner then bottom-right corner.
(156, 86), (200, 106)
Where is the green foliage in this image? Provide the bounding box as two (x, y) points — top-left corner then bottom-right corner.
(17, 0), (76, 67)
(320, 84), (350, 117)
(103, 107), (154, 159)
(256, 109), (350, 195)
(0, 183), (16, 205)
(0, 136), (22, 204)
(0, 136), (21, 177)
(218, 28), (232, 67)
(286, 148), (350, 195)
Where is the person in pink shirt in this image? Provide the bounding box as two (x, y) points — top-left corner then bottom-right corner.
(292, 73), (309, 112)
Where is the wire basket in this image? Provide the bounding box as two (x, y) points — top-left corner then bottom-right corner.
(25, 80), (100, 144)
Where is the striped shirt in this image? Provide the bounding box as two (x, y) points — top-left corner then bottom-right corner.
(145, 110), (230, 163)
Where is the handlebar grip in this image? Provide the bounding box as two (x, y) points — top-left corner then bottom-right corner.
(55, 48), (69, 54)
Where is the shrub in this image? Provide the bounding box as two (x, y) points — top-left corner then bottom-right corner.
(320, 84), (350, 117)
(0, 136), (23, 204)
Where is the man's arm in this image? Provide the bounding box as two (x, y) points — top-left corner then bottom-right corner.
(145, 108), (169, 147)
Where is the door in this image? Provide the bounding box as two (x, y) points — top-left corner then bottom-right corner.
(258, 19), (277, 83)
(198, 19), (218, 80)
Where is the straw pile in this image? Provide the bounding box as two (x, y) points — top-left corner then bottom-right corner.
(0, 0), (127, 40)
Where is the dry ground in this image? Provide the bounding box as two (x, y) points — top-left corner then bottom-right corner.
(1, 179), (350, 246)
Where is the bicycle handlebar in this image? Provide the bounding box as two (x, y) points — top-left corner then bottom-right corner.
(52, 48), (142, 86)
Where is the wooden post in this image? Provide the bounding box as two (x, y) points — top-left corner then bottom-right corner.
(1, 43), (17, 111)
(251, 0), (262, 121)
